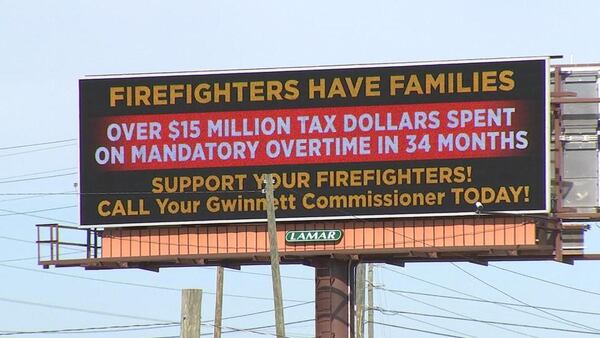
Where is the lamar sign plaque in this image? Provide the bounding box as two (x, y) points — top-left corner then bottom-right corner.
(79, 57), (549, 227)
(285, 230), (343, 243)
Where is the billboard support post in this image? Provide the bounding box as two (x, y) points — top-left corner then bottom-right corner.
(315, 258), (350, 338)
(265, 173), (286, 338)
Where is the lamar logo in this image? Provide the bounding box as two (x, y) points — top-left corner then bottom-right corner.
(285, 230), (343, 243)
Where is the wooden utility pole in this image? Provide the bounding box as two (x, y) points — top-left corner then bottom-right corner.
(265, 173), (286, 338)
(180, 289), (202, 338)
(355, 263), (366, 338)
(214, 267), (224, 338)
(367, 264), (374, 338)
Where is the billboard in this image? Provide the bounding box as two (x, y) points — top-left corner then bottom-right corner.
(79, 57), (549, 227)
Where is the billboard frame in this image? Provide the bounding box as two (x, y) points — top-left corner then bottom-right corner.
(79, 56), (551, 228)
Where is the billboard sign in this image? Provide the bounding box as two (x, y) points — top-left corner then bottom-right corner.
(79, 57), (549, 227)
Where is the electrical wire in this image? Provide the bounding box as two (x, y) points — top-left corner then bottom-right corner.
(0, 205), (76, 217)
(367, 265), (476, 338)
(0, 250), (82, 263)
(381, 265), (598, 335)
(0, 189), (262, 196)
(0, 206), (76, 224)
(0, 172), (77, 184)
(376, 287), (600, 316)
(0, 236), (84, 254)
(489, 263), (600, 297)
(201, 319), (314, 337)
(389, 310), (477, 338)
(153, 319), (316, 338)
(381, 281), (539, 338)
(227, 269), (312, 281)
(0, 143), (77, 158)
(0, 288), (312, 336)
(0, 263), (311, 303)
(0, 189), (77, 204)
(0, 322), (179, 336)
(0, 167), (76, 180)
(375, 308), (600, 335)
(214, 301), (313, 323)
(0, 296), (174, 323)
(0, 138), (76, 151)
(367, 321), (463, 338)
(452, 262), (600, 333)
(0, 235), (39, 245)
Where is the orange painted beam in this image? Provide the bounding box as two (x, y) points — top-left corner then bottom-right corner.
(101, 216), (537, 259)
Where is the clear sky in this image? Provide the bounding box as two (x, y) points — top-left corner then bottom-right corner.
(1, 0), (600, 337)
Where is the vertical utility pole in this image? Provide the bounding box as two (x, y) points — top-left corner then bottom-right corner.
(180, 288), (202, 338)
(367, 264), (374, 338)
(214, 267), (224, 338)
(265, 173), (286, 338)
(355, 263), (366, 338)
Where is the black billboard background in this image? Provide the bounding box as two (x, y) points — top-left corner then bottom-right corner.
(79, 59), (548, 226)
(80, 60), (545, 116)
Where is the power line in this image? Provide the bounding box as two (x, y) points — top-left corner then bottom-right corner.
(382, 280), (539, 338)
(0, 167), (76, 180)
(0, 206), (76, 224)
(377, 287), (600, 316)
(0, 322), (179, 336)
(0, 296), (174, 323)
(158, 322), (313, 338)
(490, 263), (600, 297)
(227, 269), (312, 281)
(0, 172), (77, 184)
(0, 263), (180, 290)
(214, 301), (313, 323)
(381, 265), (598, 335)
(0, 273), (312, 335)
(0, 263), (311, 303)
(0, 189), (261, 196)
(0, 143), (77, 158)
(0, 251), (82, 263)
(380, 265), (562, 336)
(368, 321), (463, 338)
(0, 235), (38, 245)
(381, 286), (598, 336)
(201, 319), (314, 337)
(387, 307), (477, 338)
(0, 236), (84, 254)
(452, 262), (600, 333)
(0, 205), (76, 217)
(0, 189), (76, 204)
(152, 304), (315, 337)
(374, 308), (600, 335)
(0, 138), (76, 151)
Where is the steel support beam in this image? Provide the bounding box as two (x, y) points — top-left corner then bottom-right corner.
(314, 259), (350, 338)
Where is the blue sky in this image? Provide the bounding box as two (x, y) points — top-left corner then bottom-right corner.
(1, 1), (600, 337)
